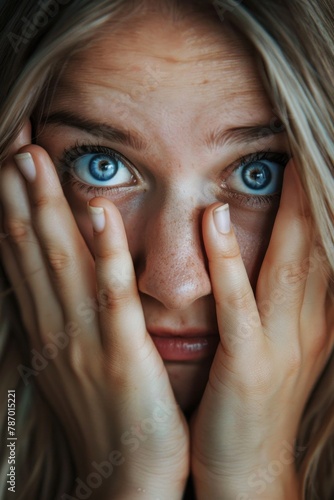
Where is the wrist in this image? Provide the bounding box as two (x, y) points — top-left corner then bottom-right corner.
(98, 457), (189, 500)
(68, 463), (187, 500)
(194, 466), (301, 500)
(106, 474), (187, 500)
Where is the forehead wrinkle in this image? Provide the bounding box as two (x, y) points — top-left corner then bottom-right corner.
(55, 9), (260, 99)
(56, 57), (263, 99)
(45, 80), (254, 124)
(68, 5), (255, 77)
(44, 80), (271, 146)
(45, 55), (270, 131)
(70, 38), (254, 76)
(39, 8), (273, 148)
(59, 33), (260, 101)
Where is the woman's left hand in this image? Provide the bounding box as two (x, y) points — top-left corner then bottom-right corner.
(191, 160), (334, 499)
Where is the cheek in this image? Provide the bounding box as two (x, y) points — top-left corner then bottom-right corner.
(63, 186), (95, 253)
(233, 208), (278, 287)
(62, 178), (277, 288)
(62, 184), (144, 257)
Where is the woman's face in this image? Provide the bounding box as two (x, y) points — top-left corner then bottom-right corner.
(35, 5), (289, 410)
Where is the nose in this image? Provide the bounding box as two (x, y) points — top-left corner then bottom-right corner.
(136, 194), (212, 310)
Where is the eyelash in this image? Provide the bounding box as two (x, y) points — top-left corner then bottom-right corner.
(221, 150), (289, 208)
(57, 142), (289, 207)
(57, 142), (136, 195)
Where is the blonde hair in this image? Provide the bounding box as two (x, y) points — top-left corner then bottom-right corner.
(0, 0), (333, 498)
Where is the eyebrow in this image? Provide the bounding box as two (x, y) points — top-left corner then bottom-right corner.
(205, 123), (285, 149)
(38, 110), (285, 151)
(39, 111), (149, 151)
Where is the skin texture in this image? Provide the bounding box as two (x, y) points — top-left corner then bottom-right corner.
(1, 3), (333, 499)
(34, 7), (288, 410)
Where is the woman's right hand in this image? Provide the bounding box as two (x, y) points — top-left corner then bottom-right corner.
(0, 124), (189, 499)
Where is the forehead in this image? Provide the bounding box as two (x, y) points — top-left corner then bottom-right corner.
(56, 6), (269, 113)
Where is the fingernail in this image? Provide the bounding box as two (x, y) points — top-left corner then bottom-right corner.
(213, 203), (230, 234)
(87, 204), (105, 232)
(14, 152), (36, 182)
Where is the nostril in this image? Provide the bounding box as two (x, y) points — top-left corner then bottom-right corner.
(134, 201), (212, 308)
(137, 257), (212, 310)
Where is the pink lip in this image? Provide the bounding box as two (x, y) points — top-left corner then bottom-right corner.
(148, 328), (219, 362)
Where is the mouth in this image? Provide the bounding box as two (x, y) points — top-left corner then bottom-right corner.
(147, 328), (220, 362)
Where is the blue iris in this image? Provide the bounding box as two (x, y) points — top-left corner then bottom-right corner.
(227, 155), (287, 196)
(88, 154), (118, 181)
(242, 162), (272, 190)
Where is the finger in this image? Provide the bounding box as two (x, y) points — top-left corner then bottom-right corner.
(0, 238), (36, 336)
(13, 145), (97, 333)
(0, 120), (31, 240)
(300, 241), (330, 354)
(202, 202), (262, 357)
(302, 242), (329, 311)
(1, 121), (57, 341)
(257, 160), (313, 339)
(0, 161), (64, 340)
(4, 120), (31, 160)
(87, 198), (161, 375)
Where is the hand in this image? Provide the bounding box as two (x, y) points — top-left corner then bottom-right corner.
(0, 123), (189, 499)
(191, 160), (334, 499)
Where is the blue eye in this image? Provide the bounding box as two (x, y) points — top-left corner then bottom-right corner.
(87, 154), (118, 181)
(66, 149), (134, 188)
(227, 155), (287, 196)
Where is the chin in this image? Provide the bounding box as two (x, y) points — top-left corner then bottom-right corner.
(165, 360), (212, 415)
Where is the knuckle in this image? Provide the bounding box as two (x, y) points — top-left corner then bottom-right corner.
(5, 217), (31, 244)
(97, 283), (133, 311)
(276, 260), (308, 290)
(224, 287), (255, 312)
(47, 248), (75, 274)
(98, 250), (131, 269)
(96, 256), (135, 308)
(31, 194), (51, 210)
(217, 242), (241, 261)
(95, 245), (123, 261)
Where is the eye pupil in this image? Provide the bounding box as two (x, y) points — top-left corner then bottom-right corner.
(89, 154), (118, 181)
(242, 162), (272, 190)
